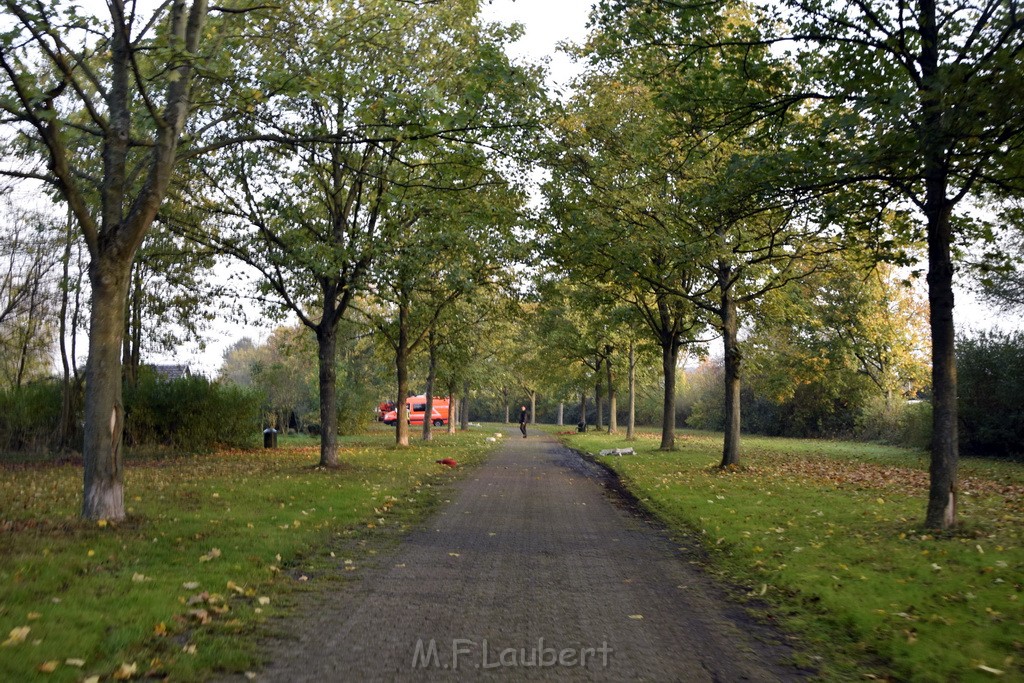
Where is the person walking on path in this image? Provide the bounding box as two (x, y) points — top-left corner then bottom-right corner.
(519, 405), (528, 438)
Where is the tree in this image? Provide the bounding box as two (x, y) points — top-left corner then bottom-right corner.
(744, 257), (931, 436)
(121, 228), (222, 387)
(366, 176), (525, 446)
(0, 1), (212, 519)
(596, 0), (1024, 527)
(189, 0), (541, 462)
(0, 207), (58, 389)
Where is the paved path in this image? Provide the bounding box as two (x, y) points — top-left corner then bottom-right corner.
(245, 435), (807, 681)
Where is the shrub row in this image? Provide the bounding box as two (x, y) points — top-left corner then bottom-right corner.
(124, 370), (261, 451)
(0, 372), (261, 456)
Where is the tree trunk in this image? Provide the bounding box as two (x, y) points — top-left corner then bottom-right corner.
(659, 335), (679, 451)
(122, 262), (142, 388)
(579, 392), (588, 430)
(919, 0), (958, 529)
(627, 339), (636, 441)
(460, 381), (470, 431)
(58, 213), (78, 452)
(503, 387), (510, 424)
(422, 329), (437, 442)
(448, 385), (458, 435)
(316, 324), (339, 466)
(395, 304), (411, 447)
(529, 390), (537, 424)
(558, 401), (564, 426)
(720, 286), (742, 468)
(81, 259), (131, 521)
(595, 357), (604, 430)
(606, 345), (617, 434)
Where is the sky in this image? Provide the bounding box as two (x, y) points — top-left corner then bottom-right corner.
(480, 0), (595, 86)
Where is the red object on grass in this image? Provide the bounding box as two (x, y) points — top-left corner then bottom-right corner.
(436, 458), (458, 468)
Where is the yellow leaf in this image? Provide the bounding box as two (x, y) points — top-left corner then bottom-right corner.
(132, 573), (146, 583)
(628, 614), (644, 620)
(97, 519), (108, 528)
(153, 622), (168, 637)
(27, 612), (41, 620)
(258, 597), (270, 606)
(113, 662), (138, 680)
(199, 548), (222, 563)
(65, 659), (86, 668)
(2, 626), (30, 647)
(38, 661), (59, 673)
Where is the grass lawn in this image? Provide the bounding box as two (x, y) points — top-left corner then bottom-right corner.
(560, 427), (1023, 683)
(0, 426), (500, 682)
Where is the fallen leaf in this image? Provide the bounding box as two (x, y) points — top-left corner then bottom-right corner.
(38, 661), (59, 673)
(628, 614), (644, 620)
(258, 597), (270, 606)
(182, 581), (200, 590)
(65, 659), (86, 668)
(2, 626), (30, 647)
(113, 662), (138, 680)
(977, 664), (1004, 676)
(199, 548), (222, 563)
(131, 573), (147, 583)
(27, 612), (41, 621)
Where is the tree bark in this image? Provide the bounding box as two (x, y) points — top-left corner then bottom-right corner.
(595, 356), (604, 430)
(579, 392), (588, 430)
(529, 390), (537, 424)
(558, 401), (564, 427)
(627, 339), (636, 441)
(919, 0), (957, 528)
(316, 323), (339, 466)
(58, 212), (79, 452)
(422, 328), (437, 442)
(606, 344), (617, 434)
(447, 385), (458, 435)
(660, 335), (679, 451)
(395, 303), (411, 447)
(460, 381), (470, 431)
(121, 262), (142, 388)
(81, 258), (130, 520)
(720, 283), (742, 468)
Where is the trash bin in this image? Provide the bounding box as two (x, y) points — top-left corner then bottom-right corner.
(263, 428), (278, 449)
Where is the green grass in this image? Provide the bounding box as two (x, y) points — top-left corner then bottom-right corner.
(562, 428), (1023, 682)
(0, 427), (499, 681)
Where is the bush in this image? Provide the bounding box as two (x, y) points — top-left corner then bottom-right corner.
(684, 363), (725, 431)
(957, 330), (1024, 457)
(125, 371), (261, 451)
(0, 381), (64, 453)
(855, 396), (932, 450)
